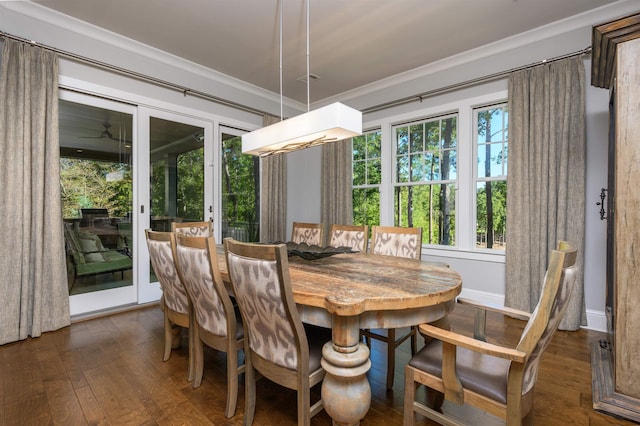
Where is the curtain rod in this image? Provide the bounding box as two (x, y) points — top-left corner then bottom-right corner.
(0, 31), (268, 117)
(1, 31), (591, 118)
(361, 46), (592, 114)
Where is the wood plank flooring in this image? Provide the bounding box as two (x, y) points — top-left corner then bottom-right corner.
(0, 303), (634, 425)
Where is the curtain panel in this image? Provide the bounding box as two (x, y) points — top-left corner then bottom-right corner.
(0, 39), (70, 345)
(321, 139), (353, 230)
(505, 56), (586, 330)
(259, 113), (287, 242)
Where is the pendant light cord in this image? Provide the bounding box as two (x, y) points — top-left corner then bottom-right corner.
(279, 0), (284, 121)
(306, 0), (310, 112)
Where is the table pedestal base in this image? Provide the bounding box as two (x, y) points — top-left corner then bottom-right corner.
(321, 342), (371, 426)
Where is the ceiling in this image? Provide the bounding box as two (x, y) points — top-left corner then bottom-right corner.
(35, 0), (619, 105)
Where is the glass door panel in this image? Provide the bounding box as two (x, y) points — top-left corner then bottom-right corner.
(149, 117), (206, 231)
(220, 128), (260, 242)
(59, 93), (137, 315)
(137, 108), (213, 304)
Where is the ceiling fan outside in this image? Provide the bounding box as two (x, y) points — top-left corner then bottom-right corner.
(79, 122), (130, 145)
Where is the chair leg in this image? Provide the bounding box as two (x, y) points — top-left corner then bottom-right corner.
(410, 326), (418, 355)
(163, 314), (172, 362)
(192, 328), (204, 388)
(244, 350), (256, 426)
(297, 380), (311, 426)
(403, 366), (416, 426)
(387, 328), (396, 390)
(225, 345), (239, 418)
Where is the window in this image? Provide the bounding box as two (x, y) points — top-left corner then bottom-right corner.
(352, 130), (382, 227)
(474, 104), (508, 250)
(393, 114), (457, 246)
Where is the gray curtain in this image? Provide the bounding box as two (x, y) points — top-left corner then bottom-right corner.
(259, 113), (287, 242)
(321, 139), (353, 231)
(505, 56), (586, 330)
(0, 39), (70, 345)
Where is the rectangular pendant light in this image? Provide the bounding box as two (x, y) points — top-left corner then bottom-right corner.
(242, 102), (362, 157)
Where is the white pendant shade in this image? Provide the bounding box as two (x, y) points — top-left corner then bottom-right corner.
(242, 102), (362, 157)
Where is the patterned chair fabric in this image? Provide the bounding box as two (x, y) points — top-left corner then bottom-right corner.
(224, 238), (330, 425)
(226, 249), (300, 369)
(174, 234), (244, 419)
(146, 235), (189, 315)
(291, 222), (324, 246)
(371, 225), (422, 259)
(172, 221), (213, 237)
(328, 224), (369, 253)
(175, 240), (228, 337)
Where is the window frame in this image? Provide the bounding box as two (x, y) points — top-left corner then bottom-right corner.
(363, 90), (507, 263)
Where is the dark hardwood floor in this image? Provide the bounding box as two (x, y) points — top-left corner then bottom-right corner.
(0, 303), (634, 425)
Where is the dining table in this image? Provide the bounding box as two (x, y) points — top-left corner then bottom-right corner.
(215, 245), (462, 426)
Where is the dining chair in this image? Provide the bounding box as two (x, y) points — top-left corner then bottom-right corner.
(171, 220), (213, 237)
(362, 225), (423, 389)
(403, 241), (578, 426)
(174, 234), (245, 419)
(145, 230), (193, 380)
(328, 224), (369, 253)
(224, 238), (332, 426)
(291, 222), (324, 246)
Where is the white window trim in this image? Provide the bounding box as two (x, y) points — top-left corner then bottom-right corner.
(363, 89), (508, 260)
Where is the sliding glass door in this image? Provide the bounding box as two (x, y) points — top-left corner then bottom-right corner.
(60, 92), (137, 315)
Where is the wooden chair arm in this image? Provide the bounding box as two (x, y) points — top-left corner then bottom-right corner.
(418, 323), (527, 363)
(456, 297), (531, 342)
(457, 297), (531, 321)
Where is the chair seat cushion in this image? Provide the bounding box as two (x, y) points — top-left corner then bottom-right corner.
(409, 340), (511, 404)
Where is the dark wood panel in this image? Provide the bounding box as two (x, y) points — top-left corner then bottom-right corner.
(591, 13), (640, 89)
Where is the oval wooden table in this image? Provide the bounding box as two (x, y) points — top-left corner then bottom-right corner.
(216, 248), (462, 426)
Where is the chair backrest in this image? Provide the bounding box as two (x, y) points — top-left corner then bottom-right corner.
(328, 224), (369, 253)
(174, 234), (235, 338)
(145, 230), (189, 315)
(172, 221), (213, 237)
(370, 226), (422, 259)
(224, 238), (308, 371)
(516, 241), (578, 395)
(291, 222), (324, 246)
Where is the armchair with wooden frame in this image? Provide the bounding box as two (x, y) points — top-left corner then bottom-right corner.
(403, 241), (578, 426)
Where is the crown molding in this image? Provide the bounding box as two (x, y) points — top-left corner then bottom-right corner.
(321, 0), (640, 108)
(1, 1), (307, 113)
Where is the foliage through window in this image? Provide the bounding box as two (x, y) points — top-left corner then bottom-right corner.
(221, 134), (260, 242)
(393, 115), (457, 246)
(352, 130), (381, 228)
(475, 104), (508, 250)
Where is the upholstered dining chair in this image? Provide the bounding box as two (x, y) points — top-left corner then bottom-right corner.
(145, 230), (193, 380)
(328, 224), (369, 253)
(171, 220), (213, 237)
(362, 225), (423, 389)
(403, 241), (578, 426)
(174, 234), (245, 419)
(224, 238), (332, 426)
(291, 222), (324, 246)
